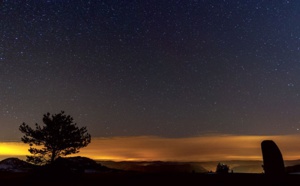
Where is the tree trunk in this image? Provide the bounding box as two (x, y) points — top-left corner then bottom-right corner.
(50, 150), (56, 164)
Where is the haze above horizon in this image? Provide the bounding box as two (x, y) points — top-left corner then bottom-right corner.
(1, 135), (300, 163)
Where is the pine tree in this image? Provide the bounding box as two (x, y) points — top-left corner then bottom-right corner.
(19, 111), (91, 165)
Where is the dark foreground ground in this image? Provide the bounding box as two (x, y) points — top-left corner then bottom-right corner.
(0, 172), (299, 186)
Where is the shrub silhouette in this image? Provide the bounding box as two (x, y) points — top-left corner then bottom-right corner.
(216, 162), (229, 174)
(19, 111), (91, 165)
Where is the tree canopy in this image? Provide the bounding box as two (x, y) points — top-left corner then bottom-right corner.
(19, 111), (91, 165)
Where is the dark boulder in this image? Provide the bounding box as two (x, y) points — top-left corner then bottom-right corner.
(261, 140), (285, 175)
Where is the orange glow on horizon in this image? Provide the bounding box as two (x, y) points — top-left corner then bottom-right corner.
(1, 135), (300, 162)
(0, 142), (29, 156)
(76, 134), (300, 161)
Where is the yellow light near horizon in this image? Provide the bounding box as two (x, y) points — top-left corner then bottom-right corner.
(0, 143), (28, 155)
(1, 135), (300, 162)
(78, 135), (300, 162)
(71, 154), (124, 161)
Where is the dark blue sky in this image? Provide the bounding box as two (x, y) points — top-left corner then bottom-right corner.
(1, 0), (300, 140)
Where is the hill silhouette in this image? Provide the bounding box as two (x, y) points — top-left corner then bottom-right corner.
(0, 157), (115, 174)
(98, 161), (208, 173)
(0, 157), (300, 185)
(0, 158), (36, 172)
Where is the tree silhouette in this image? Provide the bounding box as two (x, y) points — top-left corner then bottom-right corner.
(19, 111), (91, 165)
(216, 162), (229, 174)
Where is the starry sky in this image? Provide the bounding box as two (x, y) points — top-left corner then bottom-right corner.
(2, 0), (300, 141)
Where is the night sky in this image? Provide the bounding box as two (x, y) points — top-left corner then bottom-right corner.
(2, 0), (300, 141)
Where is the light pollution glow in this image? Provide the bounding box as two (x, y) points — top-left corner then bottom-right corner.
(1, 135), (300, 162)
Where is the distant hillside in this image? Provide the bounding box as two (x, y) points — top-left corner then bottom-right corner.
(284, 160), (300, 173)
(40, 156), (117, 174)
(194, 160), (264, 173)
(0, 158), (36, 172)
(98, 160), (268, 173)
(0, 157), (115, 174)
(284, 160), (300, 167)
(3, 158), (300, 174)
(97, 161), (208, 173)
